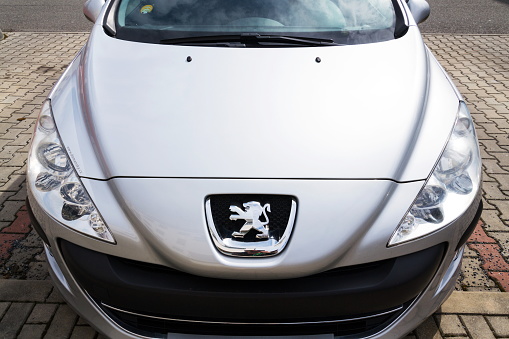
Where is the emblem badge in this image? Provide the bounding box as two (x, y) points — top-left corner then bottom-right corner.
(230, 202), (271, 239)
(205, 195), (297, 258)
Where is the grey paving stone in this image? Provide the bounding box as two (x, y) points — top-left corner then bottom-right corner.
(462, 286), (502, 292)
(495, 152), (509, 168)
(486, 316), (509, 337)
(491, 174), (509, 192)
(460, 257), (497, 289)
(45, 287), (66, 303)
(26, 261), (49, 280)
(0, 280), (53, 302)
(482, 209), (509, 232)
(27, 303), (58, 324)
(463, 245), (478, 258)
(43, 304), (78, 339)
(2, 152), (28, 167)
(0, 200), (24, 221)
(482, 198), (497, 210)
(6, 182), (27, 200)
(0, 302), (34, 339)
(12, 164), (27, 175)
(480, 145), (496, 160)
(480, 139), (508, 153)
(483, 181), (509, 200)
(0, 301), (10, 319)
(0, 145), (23, 160)
(493, 134), (509, 146)
(17, 324), (46, 339)
(461, 315), (496, 339)
(5, 247), (45, 269)
(492, 200), (509, 220)
(0, 167), (18, 183)
(484, 172), (498, 183)
(22, 230), (44, 248)
(434, 314), (467, 337)
(440, 292), (509, 314)
(0, 221), (12, 232)
(488, 232), (509, 259)
(70, 325), (98, 339)
(414, 317), (443, 339)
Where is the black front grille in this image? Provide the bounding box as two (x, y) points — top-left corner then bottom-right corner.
(209, 194), (295, 242)
(101, 304), (407, 337)
(60, 241), (446, 338)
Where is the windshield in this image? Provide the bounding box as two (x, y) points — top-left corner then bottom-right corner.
(113, 0), (403, 45)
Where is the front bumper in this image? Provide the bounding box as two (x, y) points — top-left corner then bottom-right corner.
(27, 190), (482, 338)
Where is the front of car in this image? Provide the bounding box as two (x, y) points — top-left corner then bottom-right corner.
(26, 0), (482, 338)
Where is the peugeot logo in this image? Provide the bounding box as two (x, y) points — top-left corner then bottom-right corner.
(205, 195), (297, 257)
(229, 201), (271, 239)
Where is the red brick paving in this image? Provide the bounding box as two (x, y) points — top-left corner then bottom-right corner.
(0, 233), (26, 260)
(488, 272), (509, 292)
(0, 207), (32, 261)
(469, 243), (509, 272)
(468, 221), (497, 243)
(468, 222), (509, 291)
(2, 210), (31, 234)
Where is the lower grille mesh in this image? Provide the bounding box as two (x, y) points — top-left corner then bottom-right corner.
(101, 303), (407, 337)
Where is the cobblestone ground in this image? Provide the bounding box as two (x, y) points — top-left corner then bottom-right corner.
(424, 35), (509, 292)
(0, 33), (89, 280)
(1, 32), (509, 338)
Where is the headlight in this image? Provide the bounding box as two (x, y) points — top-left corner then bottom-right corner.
(27, 101), (115, 243)
(389, 102), (481, 246)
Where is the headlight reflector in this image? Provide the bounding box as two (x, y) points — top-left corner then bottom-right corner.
(27, 101), (115, 243)
(37, 142), (73, 175)
(389, 102), (481, 246)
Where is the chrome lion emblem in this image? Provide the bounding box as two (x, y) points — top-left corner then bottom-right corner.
(205, 196), (296, 257)
(229, 201), (271, 239)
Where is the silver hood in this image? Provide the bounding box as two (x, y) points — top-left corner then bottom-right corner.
(52, 25), (460, 181)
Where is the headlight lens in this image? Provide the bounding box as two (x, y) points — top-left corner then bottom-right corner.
(27, 101), (115, 243)
(389, 102), (481, 246)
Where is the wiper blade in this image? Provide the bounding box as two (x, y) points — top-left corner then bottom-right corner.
(160, 33), (340, 46)
(253, 33), (340, 46)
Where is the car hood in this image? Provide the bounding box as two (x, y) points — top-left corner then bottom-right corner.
(53, 25), (459, 181)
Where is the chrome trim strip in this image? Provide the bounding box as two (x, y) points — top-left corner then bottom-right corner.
(205, 198), (297, 257)
(101, 303), (403, 326)
(45, 244), (72, 291)
(84, 292), (156, 339)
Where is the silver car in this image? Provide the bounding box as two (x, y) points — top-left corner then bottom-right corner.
(26, 0), (483, 338)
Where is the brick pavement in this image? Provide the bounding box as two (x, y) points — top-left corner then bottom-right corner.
(423, 35), (509, 292)
(0, 33), (89, 280)
(0, 32), (509, 337)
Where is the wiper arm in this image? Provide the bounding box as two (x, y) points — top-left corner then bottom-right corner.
(160, 33), (340, 46)
(254, 33), (340, 46)
(160, 34), (246, 46)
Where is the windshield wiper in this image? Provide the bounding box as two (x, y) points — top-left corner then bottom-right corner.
(160, 33), (341, 47)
